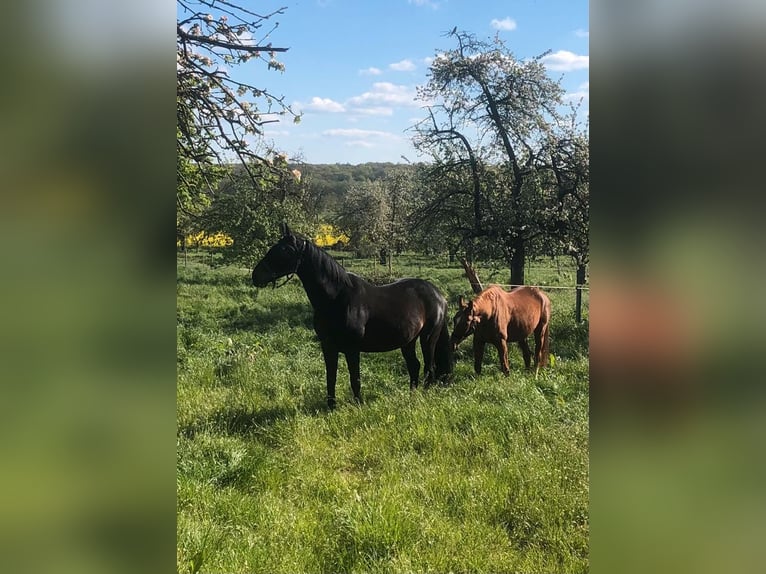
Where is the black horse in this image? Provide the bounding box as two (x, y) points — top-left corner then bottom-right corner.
(252, 224), (452, 408)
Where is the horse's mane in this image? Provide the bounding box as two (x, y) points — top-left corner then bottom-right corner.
(473, 285), (506, 307)
(302, 238), (353, 289)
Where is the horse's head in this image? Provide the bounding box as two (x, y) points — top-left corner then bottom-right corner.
(252, 223), (306, 287)
(450, 295), (480, 351)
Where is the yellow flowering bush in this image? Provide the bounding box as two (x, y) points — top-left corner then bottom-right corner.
(314, 224), (349, 248)
(178, 231), (233, 248)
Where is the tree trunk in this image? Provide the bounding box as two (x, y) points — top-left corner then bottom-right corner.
(460, 258), (484, 294)
(509, 238), (526, 287)
(177, 231), (186, 253)
(575, 262), (587, 323)
(464, 238), (475, 265)
(178, 231), (188, 266)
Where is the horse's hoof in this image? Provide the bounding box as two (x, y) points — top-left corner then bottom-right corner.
(327, 398), (336, 410)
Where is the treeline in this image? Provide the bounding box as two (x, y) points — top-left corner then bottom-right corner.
(293, 162), (408, 217)
(178, 156), (586, 287)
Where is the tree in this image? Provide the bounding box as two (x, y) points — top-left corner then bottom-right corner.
(199, 155), (310, 264)
(336, 181), (390, 260)
(176, 150), (226, 251)
(408, 160), (483, 261)
(381, 168), (417, 258)
(335, 168), (418, 266)
(541, 113), (589, 320)
(413, 30), (565, 285)
(176, 0), (300, 216)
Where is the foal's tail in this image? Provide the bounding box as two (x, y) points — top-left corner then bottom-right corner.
(539, 295), (552, 368)
(434, 318), (453, 380)
(540, 322), (551, 368)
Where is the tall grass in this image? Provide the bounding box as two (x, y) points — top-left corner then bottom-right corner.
(177, 253), (588, 573)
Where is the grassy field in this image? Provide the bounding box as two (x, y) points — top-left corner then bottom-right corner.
(177, 251), (589, 573)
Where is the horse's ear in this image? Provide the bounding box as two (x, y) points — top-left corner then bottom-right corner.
(280, 222), (291, 237)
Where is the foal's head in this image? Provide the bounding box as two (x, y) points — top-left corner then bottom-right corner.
(450, 295), (481, 351)
(252, 224), (306, 287)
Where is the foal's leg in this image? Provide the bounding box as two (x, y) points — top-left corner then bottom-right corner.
(533, 327), (544, 373)
(401, 341), (420, 390)
(344, 350), (362, 404)
(518, 339), (533, 370)
(496, 339), (510, 376)
(321, 342), (339, 409)
(473, 338), (486, 375)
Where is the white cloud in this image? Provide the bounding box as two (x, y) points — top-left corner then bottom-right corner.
(491, 17), (517, 31)
(540, 50), (589, 71)
(389, 59), (416, 72)
(359, 67), (382, 76)
(564, 82), (590, 101)
(323, 128), (400, 140)
(347, 82), (419, 108)
(264, 129), (291, 137)
(346, 140), (375, 148)
(575, 28), (589, 38)
(408, 0), (439, 9)
(348, 106), (394, 116)
(302, 97), (345, 113)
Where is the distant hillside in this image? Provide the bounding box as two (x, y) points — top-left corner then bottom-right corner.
(213, 161), (422, 218)
(291, 162), (415, 216)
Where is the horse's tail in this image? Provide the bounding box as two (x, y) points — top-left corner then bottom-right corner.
(434, 317), (453, 379)
(539, 294), (552, 367)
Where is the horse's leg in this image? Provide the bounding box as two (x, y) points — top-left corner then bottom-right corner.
(518, 338), (533, 370)
(473, 338), (486, 375)
(321, 342), (338, 409)
(496, 339), (510, 376)
(401, 341), (420, 390)
(344, 350), (362, 404)
(402, 343), (420, 390)
(419, 332), (437, 388)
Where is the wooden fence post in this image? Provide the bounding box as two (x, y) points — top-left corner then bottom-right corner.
(575, 263), (587, 323)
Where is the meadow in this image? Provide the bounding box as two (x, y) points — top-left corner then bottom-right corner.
(177, 250), (589, 573)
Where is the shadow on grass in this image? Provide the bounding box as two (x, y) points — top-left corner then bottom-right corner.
(178, 391), (386, 440)
(176, 266), (250, 288)
(550, 318), (589, 360)
(220, 300), (314, 334)
(179, 404), (304, 441)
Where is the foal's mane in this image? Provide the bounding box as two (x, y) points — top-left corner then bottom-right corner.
(472, 285), (507, 310)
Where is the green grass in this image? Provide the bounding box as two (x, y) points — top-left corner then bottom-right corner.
(177, 252), (589, 573)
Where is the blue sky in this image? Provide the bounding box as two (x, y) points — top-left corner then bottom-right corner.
(197, 0), (588, 164)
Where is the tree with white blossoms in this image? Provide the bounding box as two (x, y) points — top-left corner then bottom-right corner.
(413, 30), (568, 286)
(540, 113), (589, 321)
(176, 0), (300, 218)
